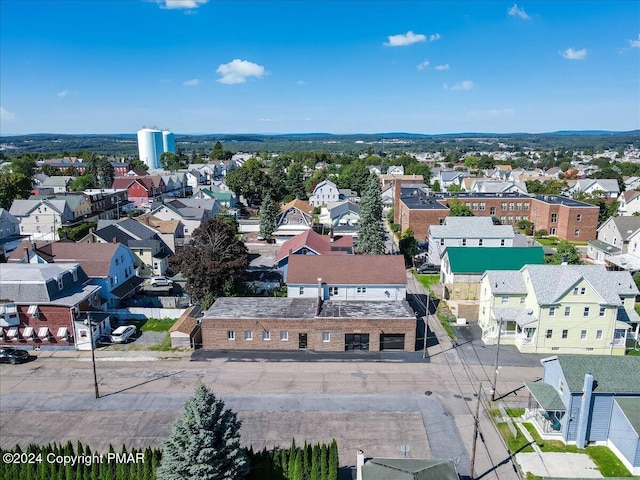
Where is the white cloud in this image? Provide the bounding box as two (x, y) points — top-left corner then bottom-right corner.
(416, 60), (430, 71)
(296, 80), (307, 85)
(383, 31), (426, 47)
(435, 64), (449, 71)
(561, 47), (587, 60)
(216, 59), (266, 85)
(57, 90), (70, 98)
(429, 33), (441, 42)
(508, 4), (530, 20)
(446, 80), (474, 91)
(183, 78), (200, 86)
(630, 34), (640, 48)
(157, 0), (208, 9)
(0, 106), (16, 122)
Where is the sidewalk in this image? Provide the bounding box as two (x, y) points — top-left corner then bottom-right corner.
(30, 348), (188, 361)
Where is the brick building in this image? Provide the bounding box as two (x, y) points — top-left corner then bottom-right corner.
(201, 297), (416, 352)
(395, 185), (599, 242)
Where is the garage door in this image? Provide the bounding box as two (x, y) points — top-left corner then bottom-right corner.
(380, 334), (405, 351)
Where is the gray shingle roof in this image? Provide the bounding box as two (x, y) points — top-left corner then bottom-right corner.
(362, 458), (458, 480)
(549, 355), (640, 394)
(610, 216), (640, 240)
(525, 381), (566, 410)
(524, 264), (639, 305)
(484, 270), (527, 294)
(430, 216), (515, 239)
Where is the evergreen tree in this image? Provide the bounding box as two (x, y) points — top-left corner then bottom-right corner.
(157, 384), (248, 480)
(258, 193), (278, 242)
(310, 444), (320, 480)
(269, 157), (289, 202)
(288, 439), (297, 480)
(280, 449), (290, 479)
(328, 440), (339, 480)
(293, 450), (304, 480)
(287, 162), (306, 199)
(303, 442), (311, 480)
(319, 444), (328, 480)
(356, 173), (386, 254)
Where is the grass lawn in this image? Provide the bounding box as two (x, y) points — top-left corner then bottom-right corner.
(626, 348), (640, 356)
(534, 237), (587, 247)
(148, 333), (173, 351)
(125, 318), (177, 332)
(413, 272), (439, 295)
(436, 301), (456, 339)
(522, 423), (633, 477)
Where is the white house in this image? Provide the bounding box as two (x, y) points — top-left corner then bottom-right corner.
(309, 179), (340, 207)
(9, 198), (75, 241)
(428, 216), (515, 265)
(587, 216), (640, 265)
(617, 190), (640, 216)
(0, 208), (25, 259)
(151, 198), (218, 238)
(572, 179), (620, 199)
(286, 255), (407, 301)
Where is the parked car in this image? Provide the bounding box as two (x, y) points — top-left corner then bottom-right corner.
(110, 325), (137, 344)
(0, 346), (30, 364)
(417, 263), (440, 274)
(150, 276), (173, 287)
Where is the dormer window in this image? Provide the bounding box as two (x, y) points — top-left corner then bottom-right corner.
(72, 269), (78, 282)
(57, 277), (64, 290)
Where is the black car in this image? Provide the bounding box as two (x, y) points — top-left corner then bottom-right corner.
(0, 347), (31, 364)
(417, 263), (440, 274)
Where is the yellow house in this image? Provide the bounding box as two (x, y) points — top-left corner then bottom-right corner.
(478, 265), (639, 355)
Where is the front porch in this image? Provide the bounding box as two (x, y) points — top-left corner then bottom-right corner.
(524, 381), (567, 440)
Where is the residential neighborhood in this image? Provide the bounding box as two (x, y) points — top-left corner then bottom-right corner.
(1, 133), (640, 479)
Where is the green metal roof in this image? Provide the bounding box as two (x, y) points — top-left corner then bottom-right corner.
(362, 458), (458, 480)
(614, 397), (640, 436)
(551, 356), (640, 394)
(525, 381), (566, 411)
(445, 247), (545, 273)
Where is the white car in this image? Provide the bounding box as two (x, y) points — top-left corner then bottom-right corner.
(150, 276), (173, 287)
(110, 325), (136, 344)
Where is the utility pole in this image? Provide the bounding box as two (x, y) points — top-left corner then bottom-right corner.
(87, 312), (100, 399)
(491, 317), (503, 401)
(470, 382), (482, 480)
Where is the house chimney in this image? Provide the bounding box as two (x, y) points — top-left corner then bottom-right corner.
(329, 228), (334, 243)
(113, 237), (117, 244)
(88, 228), (94, 244)
(23, 247), (30, 263)
(356, 450), (365, 480)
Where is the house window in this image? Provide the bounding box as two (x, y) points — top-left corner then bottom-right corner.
(299, 287), (304, 295)
(524, 203), (530, 211)
(551, 213), (558, 223)
(574, 229), (580, 237)
(490, 207), (496, 215)
(576, 214), (582, 222)
(501, 296), (509, 305)
(545, 329), (553, 339)
(596, 330), (603, 340)
(280, 331), (288, 341)
(227, 330), (235, 341)
(462, 239), (467, 246)
(507, 216), (513, 223)
(520, 297), (525, 305)
(500, 239), (505, 246)
(72, 269), (78, 282)
(35, 216), (39, 222)
(562, 330), (568, 339)
(479, 239), (483, 246)
(599, 306), (605, 317)
(440, 238), (445, 246)
(580, 330), (587, 340)
(322, 332), (330, 343)
(501, 202), (507, 210)
(516, 203), (522, 211)
(356, 287), (367, 294)
(115, 258), (119, 266)
(244, 330), (253, 341)
(472, 202), (478, 210)
(57, 277), (64, 290)
(583, 307), (590, 317)
(262, 330), (271, 341)
(549, 306), (556, 316)
(573, 288), (579, 295)
(564, 307), (571, 316)
(508, 202), (514, 211)
(580, 287), (586, 295)
(329, 287), (338, 296)
(550, 228), (557, 235)
(479, 202), (486, 210)
(558, 379), (564, 394)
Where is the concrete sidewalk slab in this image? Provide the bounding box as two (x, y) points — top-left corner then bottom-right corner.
(516, 452), (603, 478)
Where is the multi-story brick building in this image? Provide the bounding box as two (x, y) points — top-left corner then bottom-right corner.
(395, 185), (599, 242)
(201, 297), (416, 352)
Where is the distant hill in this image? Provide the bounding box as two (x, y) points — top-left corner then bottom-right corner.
(1, 131), (638, 156)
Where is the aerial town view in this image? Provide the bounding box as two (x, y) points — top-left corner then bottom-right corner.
(1, 1), (639, 479)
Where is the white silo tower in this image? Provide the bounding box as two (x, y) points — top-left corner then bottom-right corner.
(162, 130), (176, 154)
(137, 128), (163, 169)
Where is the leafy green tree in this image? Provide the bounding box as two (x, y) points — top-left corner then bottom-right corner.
(477, 156), (494, 170)
(446, 183), (463, 193)
(210, 141), (233, 161)
(573, 191), (619, 224)
(70, 174), (98, 192)
(448, 197), (474, 217)
(405, 163), (431, 183)
(170, 218), (249, 302)
(85, 156), (114, 188)
(269, 157), (289, 202)
(463, 156), (478, 169)
(432, 180), (441, 192)
(356, 173), (386, 254)
(0, 171), (32, 209)
(215, 206), (239, 235)
(633, 272), (640, 291)
(399, 228), (419, 266)
(41, 164), (63, 176)
(157, 384), (248, 480)
(225, 159), (271, 206)
(259, 193), (278, 241)
(9, 157), (37, 179)
(559, 161), (571, 172)
(338, 163), (370, 195)
(547, 240), (582, 265)
(287, 162), (306, 199)
(160, 152), (187, 172)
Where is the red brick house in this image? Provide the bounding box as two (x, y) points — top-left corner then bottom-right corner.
(0, 263), (104, 350)
(112, 176), (166, 206)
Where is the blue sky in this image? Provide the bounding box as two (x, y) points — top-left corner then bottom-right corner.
(1, 0), (639, 135)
